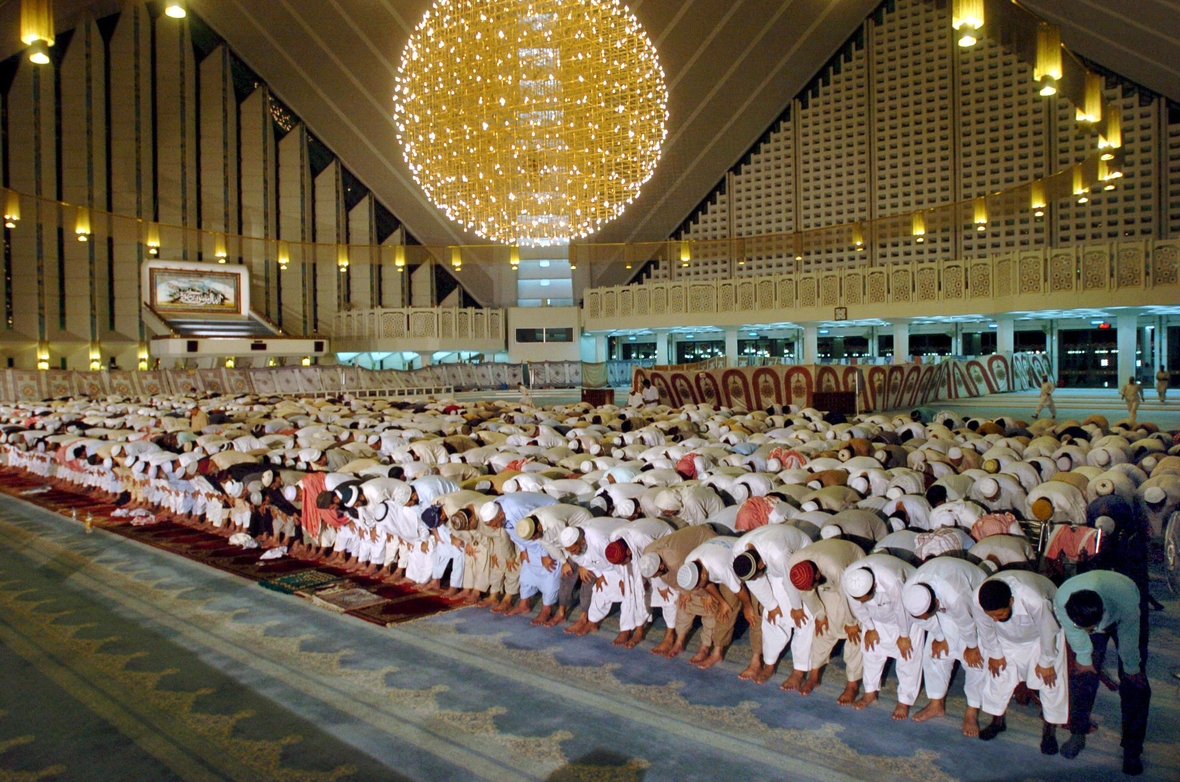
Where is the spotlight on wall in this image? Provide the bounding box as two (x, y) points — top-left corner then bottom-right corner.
(75, 207), (91, 242)
(27, 39), (49, 65)
(165, 0), (187, 19)
(4, 192), (20, 228)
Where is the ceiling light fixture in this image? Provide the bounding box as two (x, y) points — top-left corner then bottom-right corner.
(165, 0), (187, 19)
(393, 0), (668, 246)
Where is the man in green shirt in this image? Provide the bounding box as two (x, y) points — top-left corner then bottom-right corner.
(1054, 570), (1150, 776)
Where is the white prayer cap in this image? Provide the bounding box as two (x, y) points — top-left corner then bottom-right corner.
(1144, 486), (1166, 504)
(1095, 515), (1117, 535)
(1093, 477), (1115, 497)
(820, 523), (843, 540)
(559, 526), (583, 549)
(298, 448), (322, 464)
(976, 476), (1001, 501)
(515, 516), (536, 540)
(801, 501), (820, 512)
(765, 458), (782, 473)
(478, 500), (502, 523)
(639, 553), (661, 578)
(224, 480), (243, 498)
(392, 483), (413, 507)
(902, 582), (934, 616)
(676, 561), (700, 590)
(842, 567), (875, 598)
(615, 498), (636, 518)
(282, 485), (298, 503)
(249, 491), (263, 506)
(885, 486), (904, 500)
(654, 490), (681, 513)
(948, 447), (963, 462)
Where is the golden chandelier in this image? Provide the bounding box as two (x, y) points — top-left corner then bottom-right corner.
(394, 0), (668, 246)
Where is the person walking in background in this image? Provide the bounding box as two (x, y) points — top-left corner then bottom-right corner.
(1033, 377), (1056, 419)
(1120, 376), (1144, 425)
(1155, 366), (1168, 403)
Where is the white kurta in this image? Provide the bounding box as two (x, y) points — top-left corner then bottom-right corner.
(907, 557), (987, 706)
(844, 553), (923, 705)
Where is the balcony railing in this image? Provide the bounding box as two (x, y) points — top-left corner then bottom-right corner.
(583, 239), (1180, 329)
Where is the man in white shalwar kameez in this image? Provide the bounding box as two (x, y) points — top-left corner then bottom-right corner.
(901, 556), (988, 736)
(560, 517), (628, 636)
(731, 523), (814, 685)
(843, 553), (923, 719)
(974, 571), (1068, 754)
(605, 517), (677, 647)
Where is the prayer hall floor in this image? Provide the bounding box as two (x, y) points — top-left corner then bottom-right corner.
(0, 487), (1177, 780)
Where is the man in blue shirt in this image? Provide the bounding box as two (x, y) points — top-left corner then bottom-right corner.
(1054, 570), (1150, 776)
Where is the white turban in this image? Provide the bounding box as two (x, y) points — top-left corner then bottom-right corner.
(478, 500), (502, 522)
(638, 553), (661, 578)
(843, 567), (875, 598)
(676, 561), (700, 590)
(559, 526), (583, 548)
(902, 582), (935, 616)
(820, 524), (843, 540)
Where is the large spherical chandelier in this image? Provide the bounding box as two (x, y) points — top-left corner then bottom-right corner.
(394, 0), (668, 247)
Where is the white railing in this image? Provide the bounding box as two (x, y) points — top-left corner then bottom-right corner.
(584, 239), (1180, 328)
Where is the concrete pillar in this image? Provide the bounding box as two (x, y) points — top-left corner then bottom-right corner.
(1160, 318), (1170, 372)
(892, 322), (910, 365)
(1117, 314), (1138, 385)
(1048, 324), (1059, 383)
(803, 324), (819, 365)
(951, 323), (962, 357)
(869, 327), (879, 359)
(724, 327), (739, 367)
(416, 352), (433, 368)
(654, 329), (670, 366)
(1141, 326), (1154, 371)
(996, 317), (1015, 355)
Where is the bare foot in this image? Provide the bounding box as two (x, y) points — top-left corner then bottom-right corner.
(738, 659), (763, 681)
(477, 593), (500, 608)
(892, 703), (911, 721)
(530, 605), (553, 626)
(695, 649), (725, 670)
(688, 646), (711, 666)
(651, 632), (675, 656)
(837, 680), (860, 705)
(574, 620), (600, 637)
(504, 598), (531, 617)
(962, 707), (981, 738)
(425, 578), (442, 591)
(853, 691), (878, 711)
(624, 627), (647, 649)
(913, 700), (946, 723)
(543, 608), (567, 628)
(612, 630), (631, 646)
(462, 591), (483, 605)
(781, 669), (806, 692)
(440, 587), (460, 598)
(564, 617), (589, 635)
(752, 663), (775, 684)
(490, 595), (515, 614)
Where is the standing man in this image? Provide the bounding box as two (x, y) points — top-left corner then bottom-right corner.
(642, 525), (720, 660)
(1034, 377), (1056, 419)
(974, 571), (1068, 755)
(677, 535), (755, 672)
(843, 554), (923, 720)
(1120, 376), (1144, 425)
(1054, 570), (1150, 776)
(641, 379), (660, 408)
(901, 556), (988, 736)
(1155, 366), (1169, 404)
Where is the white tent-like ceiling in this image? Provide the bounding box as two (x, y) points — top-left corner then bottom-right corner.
(3, 0), (1177, 253)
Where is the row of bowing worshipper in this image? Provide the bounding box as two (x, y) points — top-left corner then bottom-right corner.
(0, 393), (1174, 777)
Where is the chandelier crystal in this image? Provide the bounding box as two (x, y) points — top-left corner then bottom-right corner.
(394, 0), (668, 246)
